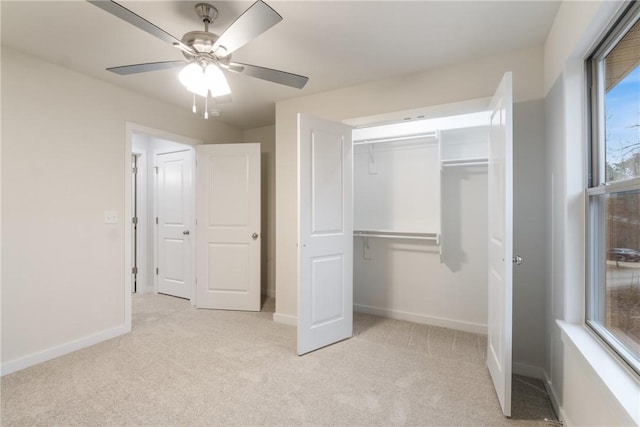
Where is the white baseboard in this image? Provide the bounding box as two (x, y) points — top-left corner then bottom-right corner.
(353, 303), (487, 334)
(543, 369), (565, 424)
(273, 312), (297, 326)
(513, 361), (544, 379)
(1, 324), (129, 376)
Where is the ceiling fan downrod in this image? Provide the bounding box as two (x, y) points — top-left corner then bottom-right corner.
(194, 3), (218, 32)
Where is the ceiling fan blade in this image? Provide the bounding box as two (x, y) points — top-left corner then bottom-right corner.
(107, 61), (186, 75)
(228, 62), (309, 89)
(87, 1), (194, 54)
(212, 0), (282, 56)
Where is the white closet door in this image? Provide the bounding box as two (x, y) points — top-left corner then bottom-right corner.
(196, 143), (261, 311)
(298, 114), (353, 355)
(486, 72), (514, 417)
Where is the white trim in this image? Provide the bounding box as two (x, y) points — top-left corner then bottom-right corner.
(131, 150), (149, 293)
(124, 124), (133, 332)
(126, 123), (201, 148)
(273, 312), (297, 326)
(0, 325), (128, 376)
(354, 303), (487, 334)
(558, 320), (640, 425)
(543, 369), (565, 424)
(512, 362), (544, 380)
(343, 97), (492, 128)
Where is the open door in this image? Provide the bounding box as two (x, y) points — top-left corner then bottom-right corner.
(486, 72), (514, 417)
(156, 150), (193, 299)
(297, 114), (353, 355)
(196, 143), (261, 311)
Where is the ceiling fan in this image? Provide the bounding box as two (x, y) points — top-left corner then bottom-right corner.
(88, 0), (309, 117)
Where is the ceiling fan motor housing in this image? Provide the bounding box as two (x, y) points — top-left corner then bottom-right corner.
(181, 4), (229, 60)
(181, 31), (220, 56)
(195, 3), (218, 24)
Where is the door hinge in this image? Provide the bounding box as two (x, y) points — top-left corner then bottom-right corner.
(155, 217), (159, 225)
(132, 217), (138, 225)
(154, 166), (159, 174)
(132, 166), (138, 174)
(132, 267), (138, 275)
(156, 267), (159, 275)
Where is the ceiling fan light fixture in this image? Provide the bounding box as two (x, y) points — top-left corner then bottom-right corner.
(93, 0), (309, 120)
(204, 64), (231, 97)
(178, 62), (231, 99)
(178, 62), (208, 97)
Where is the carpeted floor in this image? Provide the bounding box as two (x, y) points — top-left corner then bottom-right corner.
(1, 293), (558, 426)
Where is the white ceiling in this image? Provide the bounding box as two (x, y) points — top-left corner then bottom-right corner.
(1, 1), (560, 129)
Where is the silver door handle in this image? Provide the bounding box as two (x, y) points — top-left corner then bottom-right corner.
(183, 230), (190, 235)
(512, 255), (522, 265)
(251, 233), (259, 240)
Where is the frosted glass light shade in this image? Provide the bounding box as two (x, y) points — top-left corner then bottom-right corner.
(178, 63), (208, 97)
(204, 64), (231, 97)
(178, 62), (231, 98)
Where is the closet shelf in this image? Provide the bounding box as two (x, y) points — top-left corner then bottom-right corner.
(354, 230), (440, 243)
(440, 157), (488, 167)
(353, 131), (439, 146)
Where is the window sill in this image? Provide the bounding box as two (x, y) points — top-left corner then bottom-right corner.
(557, 320), (640, 425)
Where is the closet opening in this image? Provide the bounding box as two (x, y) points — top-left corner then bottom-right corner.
(298, 72), (514, 416)
(350, 110), (490, 333)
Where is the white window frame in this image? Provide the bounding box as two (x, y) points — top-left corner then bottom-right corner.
(586, 1), (640, 377)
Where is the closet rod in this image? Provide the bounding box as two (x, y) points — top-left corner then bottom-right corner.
(354, 230), (440, 242)
(353, 131), (438, 146)
(441, 157), (488, 167)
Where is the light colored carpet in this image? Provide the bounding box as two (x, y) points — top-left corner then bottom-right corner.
(1, 294), (557, 426)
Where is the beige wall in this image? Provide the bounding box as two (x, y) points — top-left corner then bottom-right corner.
(274, 46), (545, 325)
(243, 125), (276, 298)
(1, 47), (242, 372)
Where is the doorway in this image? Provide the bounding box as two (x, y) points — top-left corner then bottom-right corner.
(124, 123), (264, 332)
(124, 123), (201, 328)
(296, 72), (514, 416)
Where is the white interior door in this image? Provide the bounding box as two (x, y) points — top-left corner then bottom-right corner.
(196, 143), (261, 311)
(297, 114), (353, 355)
(156, 150), (193, 299)
(486, 72), (514, 417)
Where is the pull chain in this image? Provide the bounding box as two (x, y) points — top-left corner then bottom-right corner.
(204, 96), (209, 119)
(192, 92), (196, 114)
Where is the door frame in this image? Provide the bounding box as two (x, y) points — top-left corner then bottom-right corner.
(124, 122), (201, 330)
(131, 152), (146, 295)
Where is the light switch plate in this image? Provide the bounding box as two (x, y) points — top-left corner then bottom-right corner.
(104, 210), (118, 224)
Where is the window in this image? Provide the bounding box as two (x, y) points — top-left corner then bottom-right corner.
(587, 3), (640, 375)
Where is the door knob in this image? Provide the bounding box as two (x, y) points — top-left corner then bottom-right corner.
(251, 233), (259, 240)
(512, 255), (522, 265)
(183, 230), (190, 235)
